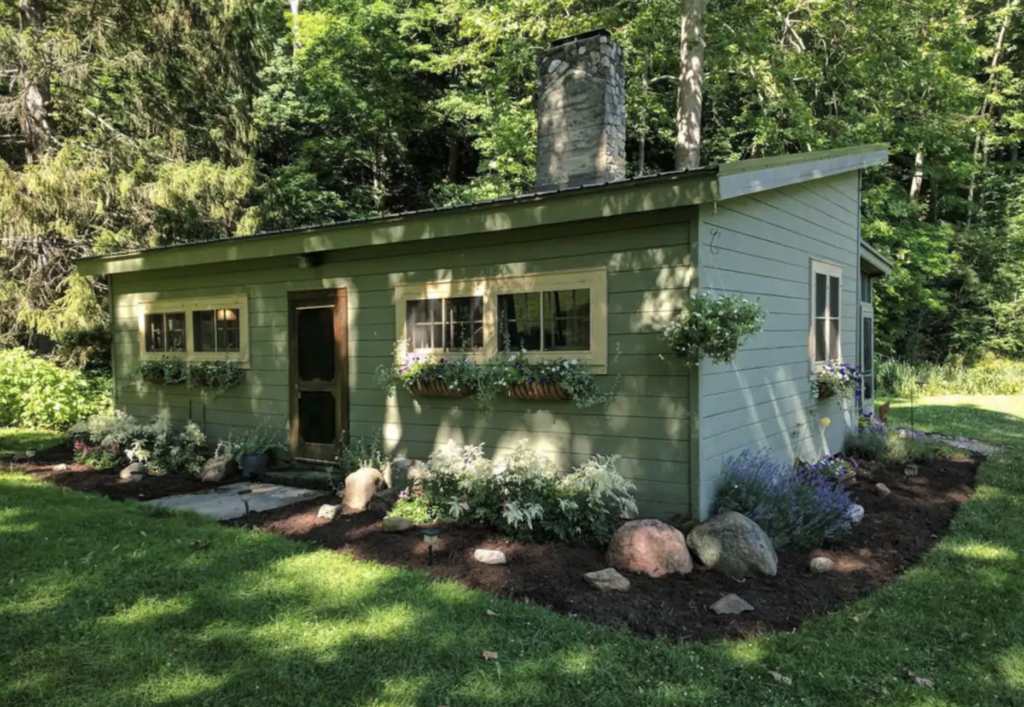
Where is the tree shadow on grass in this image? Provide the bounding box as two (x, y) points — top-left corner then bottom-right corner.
(1, 462), (1024, 706)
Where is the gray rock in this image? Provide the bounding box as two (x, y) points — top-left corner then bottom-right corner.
(875, 483), (892, 498)
(583, 568), (630, 592)
(53, 463), (68, 472)
(810, 556), (835, 574)
(687, 511), (778, 578)
(317, 504), (341, 521)
(606, 519), (693, 577)
(904, 463), (919, 477)
(119, 462), (146, 481)
(382, 516), (415, 533)
(710, 593), (754, 615)
(341, 467), (384, 513)
(473, 548), (507, 565)
(368, 487), (398, 515)
(200, 456), (238, 484)
(846, 504), (865, 525)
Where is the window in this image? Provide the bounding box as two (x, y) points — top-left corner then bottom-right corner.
(405, 296), (483, 351)
(394, 269), (607, 371)
(811, 260), (842, 365)
(137, 296), (248, 363)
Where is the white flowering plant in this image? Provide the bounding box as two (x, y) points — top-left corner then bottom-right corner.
(662, 293), (766, 365)
(393, 440), (638, 545)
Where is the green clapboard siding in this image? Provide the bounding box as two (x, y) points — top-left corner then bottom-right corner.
(695, 172), (862, 518)
(110, 208), (695, 518)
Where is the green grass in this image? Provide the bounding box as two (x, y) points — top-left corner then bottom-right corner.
(0, 428), (64, 457)
(3, 398), (1024, 705)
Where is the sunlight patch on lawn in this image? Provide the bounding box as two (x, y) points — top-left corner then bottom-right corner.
(124, 669), (228, 705)
(949, 542), (1018, 563)
(997, 647), (1024, 690)
(99, 596), (193, 628)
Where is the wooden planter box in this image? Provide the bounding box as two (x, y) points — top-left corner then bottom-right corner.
(409, 380), (468, 398)
(506, 381), (570, 402)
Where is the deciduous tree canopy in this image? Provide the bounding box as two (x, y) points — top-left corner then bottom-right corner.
(3, 0), (1024, 365)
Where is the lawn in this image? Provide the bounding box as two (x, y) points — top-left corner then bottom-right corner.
(2, 398), (1023, 706)
(0, 428), (64, 457)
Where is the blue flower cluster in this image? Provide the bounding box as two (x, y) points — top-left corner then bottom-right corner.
(714, 449), (856, 549)
(814, 361), (861, 398)
(801, 453), (858, 481)
(858, 411), (887, 435)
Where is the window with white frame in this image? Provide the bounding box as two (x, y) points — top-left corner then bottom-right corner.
(137, 296), (249, 362)
(395, 269), (608, 371)
(810, 260), (842, 365)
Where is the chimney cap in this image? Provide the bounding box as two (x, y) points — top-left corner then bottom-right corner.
(548, 29), (611, 48)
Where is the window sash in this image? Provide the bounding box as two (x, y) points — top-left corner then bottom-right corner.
(811, 261), (842, 365)
(137, 297), (248, 363)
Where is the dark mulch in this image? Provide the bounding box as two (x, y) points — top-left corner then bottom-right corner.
(18, 445), (978, 642)
(15, 446), (219, 502)
(231, 456), (978, 642)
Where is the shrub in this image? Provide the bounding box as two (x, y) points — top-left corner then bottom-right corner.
(405, 440), (638, 546)
(0, 347), (111, 429)
(714, 449), (855, 549)
(884, 436), (940, 466)
(70, 411), (209, 475)
(388, 486), (435, 524)
(843, 431), (889, 461)
(876, 357), (1024, 397)
(662, 293), (765, 364)
(801, 454), (859, 481)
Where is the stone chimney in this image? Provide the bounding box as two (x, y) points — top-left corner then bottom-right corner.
(535, 30), (626, 189)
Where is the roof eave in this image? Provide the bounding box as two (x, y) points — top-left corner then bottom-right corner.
(860, 241), (894, 277)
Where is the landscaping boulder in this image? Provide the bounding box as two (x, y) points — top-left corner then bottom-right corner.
(606, 519), (693, 577)
(317, 504), (341, 521)
(368, 487), (398, 515)
(809, 556), (835, 574)
(119, 462), (147, 481)
(200, 456), (238, 484)
(473, 548), (507, 565)
(583, 568), (630, 592)
(341, 467), (384, 513)
(687, 511), (777, 578)
(53, 463), (68, 472)
(875, 483), (891, 498)
(710, 593), (754, 615)
(846, 504), (865, 525)
(382, 516), (415, 533)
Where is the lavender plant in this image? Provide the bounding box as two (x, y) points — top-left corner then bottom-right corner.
(715, 449), (855, 549)
(801, 454), (858, 481)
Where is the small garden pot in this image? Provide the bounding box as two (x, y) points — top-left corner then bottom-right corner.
(839, 471), (858, 486)
(409, 380), (468, 398)
(240, 453), (268, 479)
(506, 381), (570, 402)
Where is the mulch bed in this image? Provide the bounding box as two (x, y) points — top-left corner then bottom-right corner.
(231, 457), (978, 642)
(15, 445), (978, 642)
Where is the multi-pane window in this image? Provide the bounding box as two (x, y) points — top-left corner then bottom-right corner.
(406, 296), (484, 351)
(498, 289), (590, 352)
(144, 312), (186, 353)
(138, 297), (247, 361)
(193, 309), (241, 352)
(811, 261), (842, 364)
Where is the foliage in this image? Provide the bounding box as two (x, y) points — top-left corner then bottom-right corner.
(138, 358), (246, 393)
(662, 294), (765, 365)
(69, 411), (208, 474)
(714, 449), (856, 549)
(843, 430), (890, 462)
(858, 412), (889, 436)
(813, 362), (861, 399)
(376, 346), (614, 409)
(413, 440), (637, 546)
(228, 420), (287, 462)
(800, 454), (859, 482)
(332, 434), (392, 490)
(387, 486), (435, 524)
(0, 347), (111, 429)
(0, 429), (65, 457)
(877, 357), (1024, 397)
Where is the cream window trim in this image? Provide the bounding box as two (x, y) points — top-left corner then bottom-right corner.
(394, 268), (608, 373)
(136, 295), (250, 365)
(809, 259), (842, 372)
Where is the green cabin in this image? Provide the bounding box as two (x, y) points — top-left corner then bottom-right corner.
(76, 31), (891, 520)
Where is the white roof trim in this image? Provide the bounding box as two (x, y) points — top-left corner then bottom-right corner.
(716, 144), (889, 201)
(860, 241), (893, 276)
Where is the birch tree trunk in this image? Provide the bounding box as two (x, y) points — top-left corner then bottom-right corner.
(290, 0), (301, 55)
(675, 0), (706, 170)
(910, 149), (925, 200)
(18, 0), (53, 164)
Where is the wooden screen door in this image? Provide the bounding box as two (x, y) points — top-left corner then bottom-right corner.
(861, 302), (875, 414)
(288, 289), (349, 461)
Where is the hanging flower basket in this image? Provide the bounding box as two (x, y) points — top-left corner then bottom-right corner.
(506, 381), (570, 402)
(409, 380), (469, 398)
(816, 385), (837, 400)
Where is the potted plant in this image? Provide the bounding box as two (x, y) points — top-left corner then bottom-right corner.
(230, 422), (287, 478)
(376, 347), (476, 399)
(502, 352), (611, 408)
(814, 362), (861, 400)
(662, 293), (766, 365)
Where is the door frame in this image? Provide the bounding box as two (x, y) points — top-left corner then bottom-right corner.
(287, 288), (349, 461)
(860, 301), (875, 414)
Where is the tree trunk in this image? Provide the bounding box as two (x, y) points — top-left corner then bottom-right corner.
(909, 148), (925, 200)
(18, 0), (53, 164)
(290, 0), (301, 55)
(675, 0), (706, 171)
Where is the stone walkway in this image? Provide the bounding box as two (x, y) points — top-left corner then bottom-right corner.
(145, 482), (325, 521)
(894, 428), (1002, 457)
